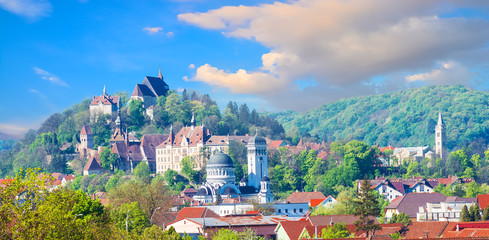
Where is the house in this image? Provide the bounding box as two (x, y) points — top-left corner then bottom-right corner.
(286, 191), (326, 206)
(478, 193), (489, 210)
(384, 192), (447, 220)
(274, 202), (309, 217)
(89, 86), (120, 122)
(310, 195), (338, 209)
(442, 221), (489, 238)
(417, 196), (477, 222)
(167, 215), (301, 239)
(275, 220), (311, 240)
(83, 157), (104, 176)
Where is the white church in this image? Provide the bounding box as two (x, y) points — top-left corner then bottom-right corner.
(193, 135), (274, 204)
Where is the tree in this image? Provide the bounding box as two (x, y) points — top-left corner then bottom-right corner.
(460, 205), (471, 222)
(482, 207), (489, 221)
(0, 168), (112, 239)
(134, 163), (151, 183)
(110, 202), (150, 234)
(99, 147), (117, 171)
(128, 99), (145, 131)
(389, 213), (411, 226)
(321, 222), (352, 239)
(470, 204), (481, 221)
(353, 179), (381, 237)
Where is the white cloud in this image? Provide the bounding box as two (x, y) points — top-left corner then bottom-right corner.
(142, 27), (163, 35)
(188, 64), (195, 69)
(179, 0), (489, 110)
(0, 0), (51, 19)
(166, 31), (174, 38)
(33, 67), (69, 87)
(182, 76), (189, 81)
(406, 61), (473, 85)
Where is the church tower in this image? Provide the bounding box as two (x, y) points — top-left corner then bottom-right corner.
(246, 135), (268, 190)
(80, 125), (93, 150)
(435, 112), (446, 160)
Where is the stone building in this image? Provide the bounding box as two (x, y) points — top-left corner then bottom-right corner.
(130, 69), (170, 119)
(155, 114), (250, 175)
(89, 86), (120, 122)
(193, 136), (273, 204)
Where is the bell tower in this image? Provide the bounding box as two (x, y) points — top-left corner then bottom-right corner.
(435, 112), (446, 160)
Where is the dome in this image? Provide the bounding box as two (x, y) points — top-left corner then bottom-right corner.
(207, 152), (234, 166)
(248, 135), (267, 145)
(222, 187), (237, 195)
(261, 176), (270, 182)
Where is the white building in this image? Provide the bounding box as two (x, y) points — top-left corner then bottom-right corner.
(89, 86), (120, 122)
(417, 196), (477, 222)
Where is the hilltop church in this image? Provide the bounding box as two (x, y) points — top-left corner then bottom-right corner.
(193, 135), (273, 204)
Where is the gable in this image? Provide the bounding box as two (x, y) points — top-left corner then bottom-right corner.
(143, 76), (169, 97)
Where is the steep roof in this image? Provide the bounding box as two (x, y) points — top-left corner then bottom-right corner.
(158, 126), (211, 148)
(84, 157), (103, 171)
(142, 76), (169, 97)
(90, 95), (120, 106)
(174, 207), (219, 222)
(112, 142), (144, 162)
(131, 84), (155, 97)
(140, 134), (167, 161)
(277, 220), (312, 240)
(478, 194), (489, 210)
(385, 192), (447, 218)
(286, 192), (326, 204)
(80, 125), (92, 135)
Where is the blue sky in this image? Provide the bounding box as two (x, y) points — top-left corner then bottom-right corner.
(1, 0), (489, 138)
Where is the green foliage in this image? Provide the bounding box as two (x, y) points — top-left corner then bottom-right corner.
(134, 163), (151, 183)
(0, 168), (112, 239)
(128, 99), (146, 131)
(354, 179), (381, 237)
(482, 207), (489, 221)
(470, 204), (481, 221)
(460, 205), (471, 222)
(270, 85), (489, 151)
(389, 213), (411, 226)
(99, 147), (118, 171)
(212, 228), (265, 240)
(110, 202), (150, 234)
(321, 222), (352, 239)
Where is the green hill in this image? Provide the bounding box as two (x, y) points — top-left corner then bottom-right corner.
(269, 85), (489, 150)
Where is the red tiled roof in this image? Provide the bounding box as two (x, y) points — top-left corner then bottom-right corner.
(310, 198), (326, 207)
(478, 194), (489, 210)
(380, 146), (395, 152)
(268, 140), (285, 148)
(308, 215), (378, 226)
(80, 125), (92, 135)
(404, 221), (450, 239)
(278, 220), (312, 240)
(158, 126), (211, 148)
(174, 207), (219, 222)
(287, 192), (326, 204)
(245, 211), (261, 215)
(90, 94), (120, 106)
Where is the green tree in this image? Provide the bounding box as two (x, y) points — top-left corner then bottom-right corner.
(134, 163), (151, 183)
(128, 99), (145, 131)
(388, 213), (411, 226)
(460, 205), (471, 222)
(353, 179), (381, 237)
(99, 147), (117, 171)
(470, 204), (481, 221)
(321, 222), (352, 239)
(482, 207), (489, 221)
(212, 229), (239, 240)
(110, 202), (150, 234)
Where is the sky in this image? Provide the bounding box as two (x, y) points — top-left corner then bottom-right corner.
(1, 0), (489, 138)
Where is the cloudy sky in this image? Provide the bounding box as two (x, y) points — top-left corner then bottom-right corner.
(1, 0), (489, 138)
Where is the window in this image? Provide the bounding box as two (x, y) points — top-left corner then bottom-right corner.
(294, 209), (297, 213)
(285, 209), (288, 213)
(278, 209), (281, 213)
(299, 209), (303, 213)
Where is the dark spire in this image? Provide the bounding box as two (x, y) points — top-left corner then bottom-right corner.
(437, 112), (444, 126)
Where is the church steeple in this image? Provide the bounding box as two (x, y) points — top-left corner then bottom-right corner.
(435, 112), (446, 160)
(103, 85), (107, 96)
(158, 67), (162, 79)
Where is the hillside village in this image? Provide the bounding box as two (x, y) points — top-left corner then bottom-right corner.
(2, 71), (489, 239)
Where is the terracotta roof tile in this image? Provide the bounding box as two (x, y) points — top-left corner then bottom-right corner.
(287, 192), (326, 204)
(174, 207), (219, 222)
(278, 220), (312, 240)
(80, 125), (92, 135)
(479, 194), (489, 210)
(90, 95), (120, 106)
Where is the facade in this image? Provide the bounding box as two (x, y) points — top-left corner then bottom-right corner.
(89, 86), (120, 122)
(83, 157), (103, 176)
(155, 115), (251, 174)
(417, 196), (477, 222)
(193, 136), (273, 204)
(435, 112), (447, 160)
(274, 203), (309, 217)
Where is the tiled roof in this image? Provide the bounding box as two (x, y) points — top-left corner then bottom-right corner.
(140, 134), (168, 161)
(385, 192), (447, 218)
(308, 215), (377, 226)
(174, 207), (219, 222)
(112, 142), (144, 162)
(286, 192), (326, 204)
(404, 221), (450, 239)
(479, 194), (489, 210)
(80, 125), (92, 135)
(310, 198), (327, 207)
(90, 95), (120, 106)
(268, 140), (285, 148)
(278, 220), (312, 240)
(84, 157), (103, 171)
(131, 84), (155, 97)
(158, 126), (211, 148)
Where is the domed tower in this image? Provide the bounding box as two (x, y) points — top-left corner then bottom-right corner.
(246, 135), (268, 189)
(206, 151), (236, 187)
(258, 176), (273, 203)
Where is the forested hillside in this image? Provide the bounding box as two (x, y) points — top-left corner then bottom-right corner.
(270, 85), (489, 151)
